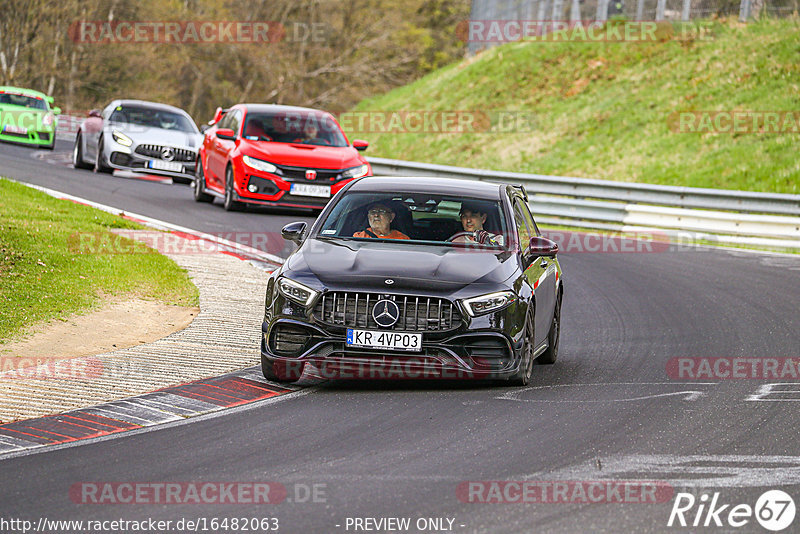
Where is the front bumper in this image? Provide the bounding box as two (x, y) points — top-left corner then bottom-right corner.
(108, 144), (197, 179)
(260, 318), (523, 381)
(233, 163), (367, 208)
(0, 128), (54, 147)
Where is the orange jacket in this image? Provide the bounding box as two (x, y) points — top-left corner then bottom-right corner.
(353, 228), (410, 240)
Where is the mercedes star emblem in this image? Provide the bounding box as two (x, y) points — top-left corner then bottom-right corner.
(161, 147), (176, 161)
(385, 279), (394, 285)
(372, 299), (400, 328)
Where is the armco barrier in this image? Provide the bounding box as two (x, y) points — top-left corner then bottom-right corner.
(367, 156), (800, 248)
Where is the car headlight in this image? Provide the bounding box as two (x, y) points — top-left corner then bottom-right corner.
(460, 291), (516, 317)
(42, 112), (55, 127)
(341, 164), (369, 179)
(277, 277), (319, 306)
(112, 130), (132, 147)
(242, 155), (277, 174)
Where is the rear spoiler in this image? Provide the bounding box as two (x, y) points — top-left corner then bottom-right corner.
(208, 107), (229, 125)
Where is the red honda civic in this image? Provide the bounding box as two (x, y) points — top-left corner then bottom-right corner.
(193, 104), (371, 210)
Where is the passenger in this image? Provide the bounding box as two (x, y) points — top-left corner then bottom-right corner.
(353, 202), (410, 240)
(451, 202), (504, 246)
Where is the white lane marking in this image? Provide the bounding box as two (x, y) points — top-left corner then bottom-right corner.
(495, 382), (715, 403)
(746, 383), (800, 401)
(539, 455), (800, 488)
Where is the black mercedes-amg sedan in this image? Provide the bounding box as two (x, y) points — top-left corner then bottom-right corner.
(261, 176), (563, 386)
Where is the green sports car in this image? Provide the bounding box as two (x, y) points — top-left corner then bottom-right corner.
(0, 86), (61, 150)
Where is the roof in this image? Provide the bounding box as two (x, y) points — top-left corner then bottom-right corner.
(349, 176), (503, 199)
(0, 86), (48, 99)
(110, 99), (191, 115)
(236, 103), (334, 115)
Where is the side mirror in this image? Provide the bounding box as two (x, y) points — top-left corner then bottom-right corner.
(529, 236), (558, 257)
(215, 128), (236, 140)
(281, 221), (307, 245)
(89, 109), (102, 118)
(52, 106), (62, 115)
(352, 139), (369, 151)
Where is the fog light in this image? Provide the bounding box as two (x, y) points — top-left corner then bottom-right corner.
(248, 184), (258, 193)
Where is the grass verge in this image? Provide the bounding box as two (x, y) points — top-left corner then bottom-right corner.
(349, 17), (800, 194)
(0, 178), (199, 342)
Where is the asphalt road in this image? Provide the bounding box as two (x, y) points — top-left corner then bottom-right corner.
(2, 139), (800, 533)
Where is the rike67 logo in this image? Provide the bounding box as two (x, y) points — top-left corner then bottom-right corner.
(668, 490), (795, 531)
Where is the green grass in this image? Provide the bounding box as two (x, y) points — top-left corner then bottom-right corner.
(350, 17), (800, 194)
(0, 178), (198, 343)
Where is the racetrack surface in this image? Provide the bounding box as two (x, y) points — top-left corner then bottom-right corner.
(2, 140), (800, 533)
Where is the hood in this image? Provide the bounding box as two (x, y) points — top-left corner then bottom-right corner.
(110, 124), (202, 149)
(286, 238), (517, 293)
(242, 140), (362, 170)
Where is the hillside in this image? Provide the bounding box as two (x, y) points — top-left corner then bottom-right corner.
(349, 18), (800, 194)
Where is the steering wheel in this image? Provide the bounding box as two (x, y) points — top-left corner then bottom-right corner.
(446, 231), (474, 242)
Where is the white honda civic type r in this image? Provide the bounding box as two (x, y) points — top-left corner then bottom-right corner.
(72, 99), (202, 184)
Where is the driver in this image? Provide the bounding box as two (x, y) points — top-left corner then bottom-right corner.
(451, 201), (504, 246)
(294, 122), (322, 143)
(159, 114), (177, 130)
(353, 202), (410, 240)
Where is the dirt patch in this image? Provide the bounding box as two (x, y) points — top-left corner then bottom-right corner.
(0, 298), (199, 362)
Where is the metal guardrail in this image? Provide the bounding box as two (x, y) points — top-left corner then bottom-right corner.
(368, 157), (800, 215)
(367, 156), (800, 248)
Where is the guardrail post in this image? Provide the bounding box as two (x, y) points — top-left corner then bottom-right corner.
(681, 0), (691, 20)
(656, 0), (666, 20)
(636, 0), (645, 20)
(570, 0), (581, 22)
(739, 0), (752, 21)
(596, 0), (609, 21)
(552, 0), (564, 22)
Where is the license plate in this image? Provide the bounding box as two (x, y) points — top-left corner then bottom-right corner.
(148, 160), (183, 172)
(291, 183), (331, 198)
(2, 124), (27, 135)
(346, 329), (422, 352)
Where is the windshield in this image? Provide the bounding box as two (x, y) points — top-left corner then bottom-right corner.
(242, 110), (348, 147)
(109, 105), (198, 133)
(0, 92), (47, 110)
(316, 192), (509, 249)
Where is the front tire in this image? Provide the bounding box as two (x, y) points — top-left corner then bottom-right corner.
(537, 292), (561, 365)
(72, 133), (92, 169)
(193, 161), (213, 203)
(94, 136), (113, 174)
(223, 165), (242, 211)
(508, 309), (535, 386)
